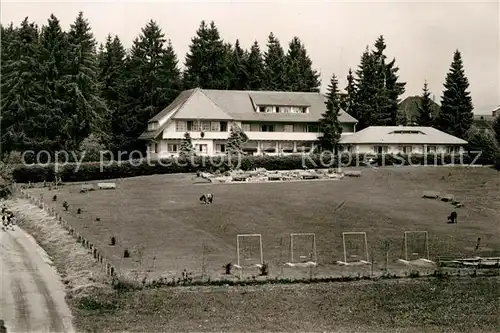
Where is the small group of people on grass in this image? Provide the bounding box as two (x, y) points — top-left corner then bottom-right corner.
(1, 206), (16, 231)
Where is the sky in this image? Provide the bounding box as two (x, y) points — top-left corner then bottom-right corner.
(2, 0), (499, 114)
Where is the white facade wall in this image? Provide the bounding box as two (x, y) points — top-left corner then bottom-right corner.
(145, 118), (358, 159)
(342, 143), (464, 154)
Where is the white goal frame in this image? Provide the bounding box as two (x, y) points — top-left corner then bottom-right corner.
(234, 234), (263, 270)
(286, 233), (318, 267)
(337, 232), (370, 265)
(398, 231), (433, 264)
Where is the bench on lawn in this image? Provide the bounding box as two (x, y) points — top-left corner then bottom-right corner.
(422, 191), (440, 199)
(80, 184), (95, 193)
(97, 182), (117, 190)
(302, 174), (320, 180)
(441, 194), (454, 202)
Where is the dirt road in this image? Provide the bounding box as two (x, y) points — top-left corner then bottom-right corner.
(0, 227), (74, 333)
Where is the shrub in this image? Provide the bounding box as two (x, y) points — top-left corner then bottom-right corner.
(10, 153), (492, 183)
(4, 150), (24, 164)
(79, 134), (106, 162)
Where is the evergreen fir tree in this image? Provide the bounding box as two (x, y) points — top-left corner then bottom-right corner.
(0, 23), (16, 80)
(434, 50), (474, 139)
(370, 36), (406, 126)
(382, 56), (406, 125)
(246, 41), (265, 90)
(353, 47), (378, 130)
(179, 132), (195, 158)
(416, 80), (433, 127)
(160, 40), (183, 104)
(97, 34), (127, 151)
(226, 123), (248, 155)
(318, 73), (343, 152)
(183, 21), (230, 89)
(123, 20), (181, 152)
(263, 32), (286, 91)
(1, 18), (44, 153)
(63, 12), (110, 149)
(285, 37), (320, 92)
(37, 14), (71, 151)
(352, 37), (405, 129)
(341, 68), (357, 118)
(228, 39), (249, 90)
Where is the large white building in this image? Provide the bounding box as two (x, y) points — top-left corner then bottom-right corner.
(139, 88), (467, 158)
(139, 88), (358, 158)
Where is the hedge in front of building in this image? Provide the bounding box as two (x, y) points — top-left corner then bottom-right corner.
(10, 153), (488, 183)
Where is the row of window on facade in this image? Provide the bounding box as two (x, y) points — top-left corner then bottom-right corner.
(357, 145), (461, 154)
(164, 141), (314, 154)
(175, 121), (320, 133)
(256, 105), (310, 114)
(151, 143), (461, 155)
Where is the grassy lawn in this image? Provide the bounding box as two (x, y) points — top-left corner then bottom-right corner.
(19, 165), (500, 332)
(72, 276), (500, 332)
(29, 166), (500, 281)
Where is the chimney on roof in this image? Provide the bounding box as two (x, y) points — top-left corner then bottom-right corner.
(493, 110), (497, 117)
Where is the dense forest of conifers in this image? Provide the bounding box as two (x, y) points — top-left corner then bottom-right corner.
(0, 11), (478, 159)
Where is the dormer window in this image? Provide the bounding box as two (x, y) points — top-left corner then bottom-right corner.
(256, 105), (310, 114)
(389, 130), (425, 135)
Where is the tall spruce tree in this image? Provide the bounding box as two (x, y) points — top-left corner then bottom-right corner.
(416, 81), (433, 127)
(353, 47), (378, 130)
(246, 41), (265, 90)
(0, 23), (16, 82)
(341, 68), (357, 118)
(97, 34), (127, 151)
(263, 32), (286, 91)
(285, 37), (320, 92)
(183, 21), (230, 89)
(63, 12), (110, 149)
(1, 18), (44, 153)
(318, 73), (343, 152)
(37, 14), (71, 151)
(123, 20), (181, 152)
(370, 36), (406, 126)
(434, 50), (474, 139)
(352, 37), (405, 129)
(228, 39), (249, 90)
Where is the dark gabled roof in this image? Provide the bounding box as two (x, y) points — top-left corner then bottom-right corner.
(397, 96), (441, 123)
(139, 89), (195, 140)
(150, 89), (195, 122)
(139, 89), (359, 140)
(201, 89), (358, 123)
